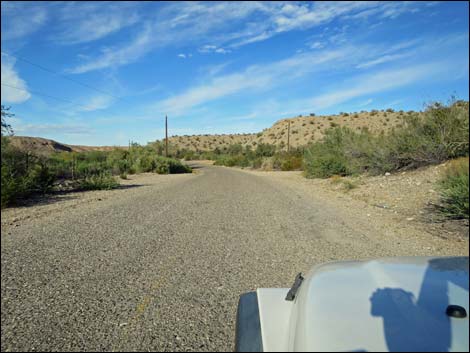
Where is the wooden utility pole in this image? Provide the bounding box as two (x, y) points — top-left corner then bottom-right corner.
(165, 115), (169, 157)
(287, 119), (291, 152)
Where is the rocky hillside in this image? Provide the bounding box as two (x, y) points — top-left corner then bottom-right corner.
(6, 136), (126, 156)
(167, 109), (413, 151)
(7, 109), (416, 156)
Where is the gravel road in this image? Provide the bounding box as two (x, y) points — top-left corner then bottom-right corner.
(1, 163), (466, 351)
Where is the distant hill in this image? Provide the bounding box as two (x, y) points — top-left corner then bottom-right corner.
(6, 136), (127, 156)
(6, 108), (421, 156)
(164, 109), (415, 152)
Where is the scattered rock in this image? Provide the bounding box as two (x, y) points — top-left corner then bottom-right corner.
(406, 217), (415, 221)
(385, 172), (391, 176)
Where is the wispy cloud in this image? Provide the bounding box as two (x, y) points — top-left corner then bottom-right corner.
(55, 2), (139, 45)
(68, 23), (154, 74)
(11, 117), (93, 136)
(78, 95), (115, 112)
(305, 61), (459, 111)
(154, 46), (356, 115)
(152, 30), (469, 117)
(67, 1), (424, 73)
(1, 2), (47, 41)
(0, 54), (31, 103)
(358, 98), (373, 107)
(356, 53), (412, 69)
(198, 45), (231, 54)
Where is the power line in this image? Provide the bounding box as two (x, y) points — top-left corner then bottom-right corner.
(1, 51), (122, 100)
(1, 82), (91, 110)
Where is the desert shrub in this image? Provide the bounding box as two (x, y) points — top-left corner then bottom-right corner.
(437, 157), (469, 219)
(304, 99), (469, 178)
(280, 155), (303, 171)
(304, 129), (352, 178)
(1, 137), (192, 207)
(255, 143), (276, 157)
(214, 154), (250, 167)
(165, 157), (193, 174)
(1, 140), (55, 206)
(78, 173), (119, 190)
(252, 157), (263, 169)
(304, 127), (391, 177)
(227, 143), (243, 156)
(329, 175), (342, 184)
(342, 179), (359, 191)
(386, 100), (469, 169)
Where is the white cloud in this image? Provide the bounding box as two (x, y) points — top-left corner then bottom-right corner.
(358, 98), (373, 107)
(0, 54), (31, 103)
(78, 95), (114, 112)
(15, 123), (93, 136)
(10, 117), (93, 136)
(154, 46), (356, 115)
(198, 45), (231, 54)
(55, 2), (139, 44)
(178, 54), (187, 58)
(151, 30), (468, 117)
(306, 62), (454, 111)
(1, 2), (47, 41)
(215, 48), (231, 54)
(67, 1), (422, 73)
(356, 53), (411, 69)
(68, 23), (154, 74)
(310, 41), (324, 49)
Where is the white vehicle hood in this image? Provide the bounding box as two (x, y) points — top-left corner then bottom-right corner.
(258, 256), (469, 352)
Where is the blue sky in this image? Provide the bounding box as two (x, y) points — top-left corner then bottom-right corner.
(1, 1), (469, 146)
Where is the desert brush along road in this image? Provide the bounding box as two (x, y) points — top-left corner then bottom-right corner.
(1, 163), (466, 351)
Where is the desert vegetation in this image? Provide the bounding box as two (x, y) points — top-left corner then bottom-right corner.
(437, 157), (469, 219)
(1, 107), (191, 207)
(303, 100), (468, 178)
(173, 99), (469, 219)
(2, 99), (468, 220)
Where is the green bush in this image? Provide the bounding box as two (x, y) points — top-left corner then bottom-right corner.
(1, 138), (191, 207)
(304, 100), (469, 178)
(255, 143), (276, 157)
(1, 139), (55, 206)
(78, 173), (119, 190)
(438, 158), (469, 219)
(280, 155), (303, 171)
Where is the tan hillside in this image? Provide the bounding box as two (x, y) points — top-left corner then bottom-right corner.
(167, 109), (413, 152)
(7, 136), (127, 156)
(7, 109), (416, 156)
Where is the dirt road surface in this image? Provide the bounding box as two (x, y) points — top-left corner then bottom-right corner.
(1, 163), (467, 351)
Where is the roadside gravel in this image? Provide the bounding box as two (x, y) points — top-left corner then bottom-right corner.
(1, 163), (467, 351)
